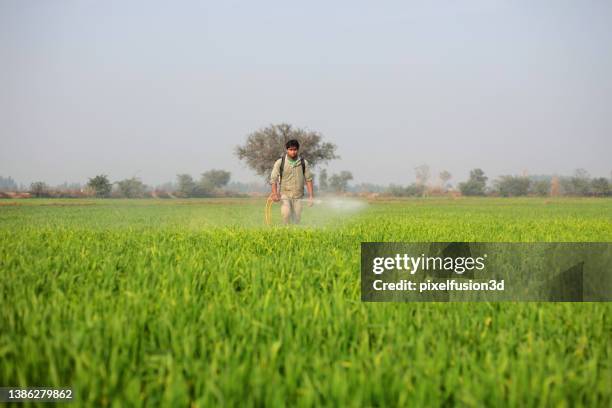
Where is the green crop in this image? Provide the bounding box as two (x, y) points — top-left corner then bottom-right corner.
(0, 197), (610, 406)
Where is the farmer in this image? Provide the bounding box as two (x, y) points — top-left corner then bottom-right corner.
(270, 139), (314, 224)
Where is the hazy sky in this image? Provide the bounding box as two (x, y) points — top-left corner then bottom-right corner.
(1, 0), (611, 186)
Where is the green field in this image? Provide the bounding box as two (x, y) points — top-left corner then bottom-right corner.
(1, 197), (611, 406)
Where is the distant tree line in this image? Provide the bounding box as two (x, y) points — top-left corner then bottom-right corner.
(1, 169), (240, 199)
(2, 162), (610, 200)
(381, 167), (611, 198)
(2, 167), (610, 199)
(317, 169), (354, 193)
(175, 170), (232, 198)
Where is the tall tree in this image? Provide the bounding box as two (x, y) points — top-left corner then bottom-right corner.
(531, 179), (551, 196)
(494, 175), (531, 197)
(235, 123), (338, 177)
(318, 169), (329, 192)
(30, 181), (48, 198)
(176, 174), (196, 197)
(414, 164), (430, 186)
(439, 170), (452, 189)
(194, 176), (214, 197)
(569, 168), (591, 195)
(458, 168), (488, 196)
(87, 175), (112, 198)
(329, 171), (353, 193)
(201, 170), (231, 188)
(116, 177), (147, 198)
(591, 178), (610, 196)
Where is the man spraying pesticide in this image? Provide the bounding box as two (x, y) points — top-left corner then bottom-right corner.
(267, 139), (314, 225)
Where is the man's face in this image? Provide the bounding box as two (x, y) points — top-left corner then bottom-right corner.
(287, 146), (298, 159)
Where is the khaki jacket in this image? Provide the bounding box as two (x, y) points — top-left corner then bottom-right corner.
(270, 155), (313, 199)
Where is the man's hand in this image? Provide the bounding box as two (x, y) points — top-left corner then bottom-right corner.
(307, 196), (314, 207)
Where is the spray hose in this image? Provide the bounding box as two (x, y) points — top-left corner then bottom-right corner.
(265, 195), (322, 226)
(264, 193), (275, 226)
